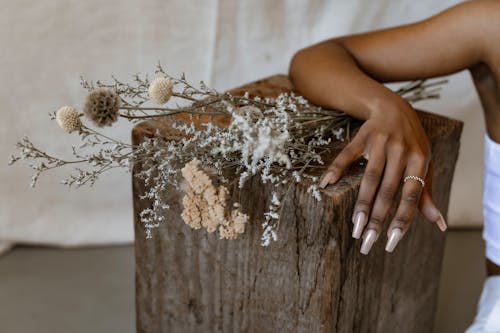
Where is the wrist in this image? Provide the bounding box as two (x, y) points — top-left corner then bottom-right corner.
(366, 94), (414, 119)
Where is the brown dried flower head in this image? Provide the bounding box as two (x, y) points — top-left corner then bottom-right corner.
(148, 77), (175, 105)
(56, 106), (82, 133)
(83, 88), (121, 127)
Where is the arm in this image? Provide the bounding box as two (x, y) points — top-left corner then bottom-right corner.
(288, 0), (500, 254)
(289, 0), (497, 120)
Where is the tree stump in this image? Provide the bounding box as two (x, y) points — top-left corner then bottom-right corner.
(131, 75), (463, 333)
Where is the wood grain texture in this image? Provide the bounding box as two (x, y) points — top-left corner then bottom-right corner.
(132, 75), (463, 333)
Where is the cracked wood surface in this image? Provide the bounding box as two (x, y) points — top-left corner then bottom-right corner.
(132, 74), (463, 333)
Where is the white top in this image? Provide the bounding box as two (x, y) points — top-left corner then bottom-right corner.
(483, 133), (500, 265)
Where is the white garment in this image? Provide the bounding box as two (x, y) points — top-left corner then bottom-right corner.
(465, 276), (500, 333)
(484, 133), (500, 266)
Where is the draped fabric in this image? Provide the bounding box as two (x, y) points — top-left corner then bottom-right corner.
(1, 0), (481, 254)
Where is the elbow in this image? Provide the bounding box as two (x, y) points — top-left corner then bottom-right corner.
(288, 40), (342, 89)
(288, 47), (311, 90)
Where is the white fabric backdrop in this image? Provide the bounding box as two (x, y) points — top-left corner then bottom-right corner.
(2, 0), (481, 254)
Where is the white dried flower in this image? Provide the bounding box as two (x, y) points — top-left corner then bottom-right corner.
(148, 77), (175, 105)
(234, 105), (263, 119)
(56, 106), (81, 133)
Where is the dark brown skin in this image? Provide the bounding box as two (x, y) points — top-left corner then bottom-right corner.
(288, 0), (500, 274)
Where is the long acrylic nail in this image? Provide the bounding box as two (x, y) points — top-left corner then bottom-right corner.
(385, 228), (403, 253)
(319, 172), (332, 188)
(352, 211), (366, 239)
(360, 229), (378, 255)
(436, 212), (447, 232)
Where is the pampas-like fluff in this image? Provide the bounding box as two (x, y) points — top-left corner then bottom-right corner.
(148, 77), (174, 105)
(83, 88), (121, 127)
(56, 106), (81, 133)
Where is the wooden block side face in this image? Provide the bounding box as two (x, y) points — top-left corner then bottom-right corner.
(132, 74), (463, 333)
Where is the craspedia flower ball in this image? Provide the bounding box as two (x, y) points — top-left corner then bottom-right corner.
(148, 77), (175, 105)
(56, 106), (81, 133)
(83, 88), (121, 127)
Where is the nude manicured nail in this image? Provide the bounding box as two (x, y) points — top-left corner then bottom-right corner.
(352, 211), (366, 239)
(436, 212), (447, 232)
(385, 228), (403, 253)
(319, 172), (332, 188)
(360, 229), (378, 255)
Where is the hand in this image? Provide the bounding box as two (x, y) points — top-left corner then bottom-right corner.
(319, 103), (447, 255)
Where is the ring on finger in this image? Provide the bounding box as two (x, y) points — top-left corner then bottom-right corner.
(403, 175), (425, 187)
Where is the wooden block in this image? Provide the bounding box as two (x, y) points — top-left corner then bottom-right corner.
(132, 75), (463, 333)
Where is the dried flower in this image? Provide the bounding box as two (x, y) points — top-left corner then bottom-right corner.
(55, 106), (81, 133)
(148, 77), (174, 105)
(234, 105), (263, 119)
(219, 210), (248, 240)
(83, 88), (121, 127)
(180, 159), (248, 239)
(11, 62), (446, 244)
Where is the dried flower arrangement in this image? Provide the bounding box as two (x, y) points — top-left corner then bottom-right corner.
(9, 63), (446, 245)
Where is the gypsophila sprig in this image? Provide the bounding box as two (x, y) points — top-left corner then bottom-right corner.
(9, 62), (447, 244)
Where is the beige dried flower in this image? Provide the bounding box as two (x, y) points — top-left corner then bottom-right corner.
(148, 77), (174, 105)
(83, 88), (121, 127)
(219, 210), (248, 240)
(180, 159), (248, 239)
(56, 106), (82, 133)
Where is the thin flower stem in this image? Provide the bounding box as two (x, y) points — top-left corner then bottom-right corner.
(119, 110), (224, 119)
(82, 126), (134, 147)
(172, 92), (198, 102)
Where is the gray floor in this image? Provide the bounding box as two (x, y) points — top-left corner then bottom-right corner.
(0, 231), (488, 333)
(0, 245), (135, 333)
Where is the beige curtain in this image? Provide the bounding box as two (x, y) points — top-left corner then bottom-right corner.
(1, 0), (480, 255)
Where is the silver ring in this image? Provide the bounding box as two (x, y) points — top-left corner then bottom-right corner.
(404, 175), (425, 187)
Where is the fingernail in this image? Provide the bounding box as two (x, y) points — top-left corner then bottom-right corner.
(436, 212), (447, 232)
(352, 211), (366, 239)
(319, 172), (331, 188)
(360, 229), (378, 255)
(385, 228), (403, 253)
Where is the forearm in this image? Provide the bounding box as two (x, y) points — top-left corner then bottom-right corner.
(288, 41), (410, 121)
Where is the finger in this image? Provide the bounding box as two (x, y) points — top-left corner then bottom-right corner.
(384, 154), (427, 252)
(351, 139), (387, 239)
(417, 160), (447, 231)
(319, 129), (367, 188)
(359, 145), (405, 254)
(419, 190), (447, 231)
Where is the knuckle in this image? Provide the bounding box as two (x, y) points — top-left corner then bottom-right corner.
(410, 150), (429, 165)
(376, 133), (390, 144)
(356, 198), (371, 210)
(328, 161), (343, 173)
(404, 190), (421, 206)
(379, 186), (396, 203)
(391, 141), (407, 157)
(364, 168), (380, 183)
(368, 215), (385, 226)
(393, 215), (411, 227)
